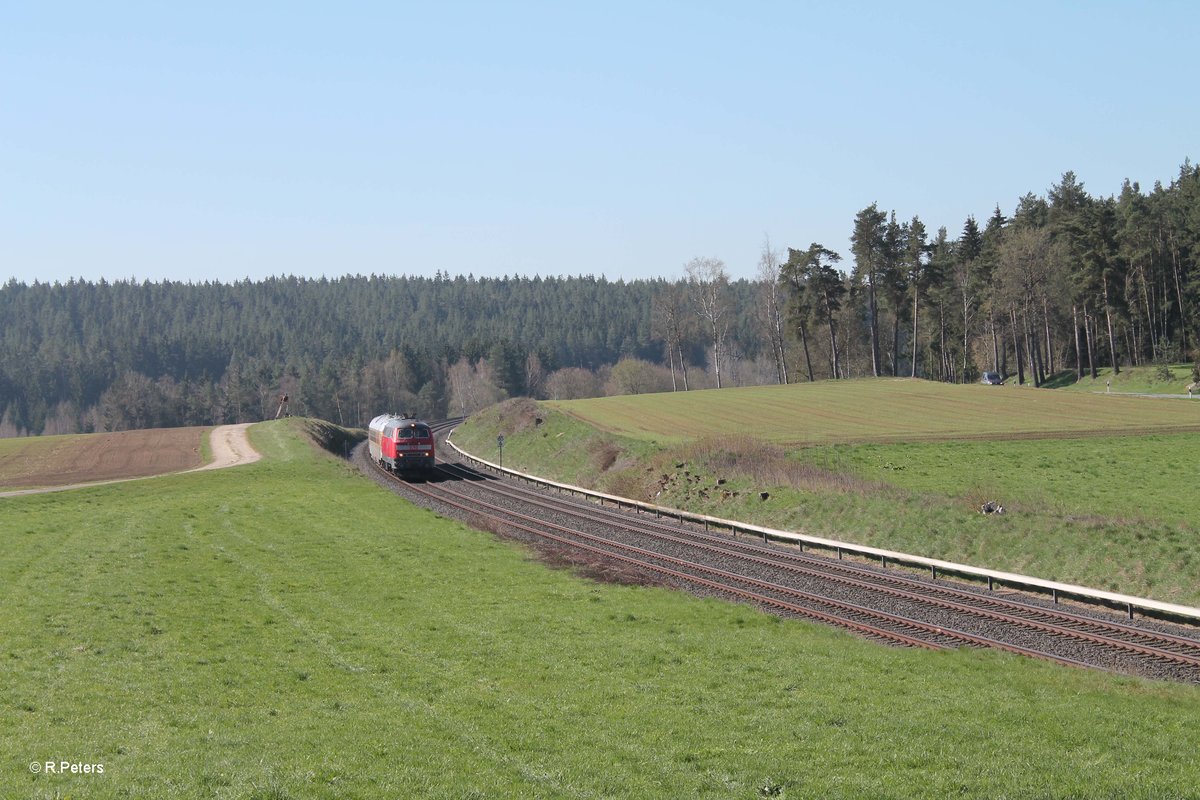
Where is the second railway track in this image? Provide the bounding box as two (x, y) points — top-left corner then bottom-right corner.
(358, 424), (1200, 684)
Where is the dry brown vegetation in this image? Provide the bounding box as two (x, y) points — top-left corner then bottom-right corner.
(667, 436), (888, 494)
(588, 439), (622, 473)
(491, 397), (545, 435)
(588, 435), (898, 507)
(0, 427), (208, 489)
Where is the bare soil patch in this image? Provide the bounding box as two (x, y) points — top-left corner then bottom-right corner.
(192, 423), (260, 472)
(0, 427), (208, 489)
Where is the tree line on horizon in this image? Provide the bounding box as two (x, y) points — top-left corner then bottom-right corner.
(1, 160), (1197, 437)
(0, 273), (756, 436)
(773, 161), (1200, 389)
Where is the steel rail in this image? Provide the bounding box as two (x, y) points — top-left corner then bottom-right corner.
(445, 432), (1200, 625)
(373, 457), (1106, 671)
(434, 459), (1200, 670)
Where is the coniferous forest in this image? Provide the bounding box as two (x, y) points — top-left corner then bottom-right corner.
(2, 161), (1198, 436)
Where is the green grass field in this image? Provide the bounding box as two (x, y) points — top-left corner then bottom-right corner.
(4, 418), (1200, 797)
(548, 378), (1200, 444)
(454, 386), (1200, 606)
(799, 433), (1200, 525)
(1046, 363), (1199, 394)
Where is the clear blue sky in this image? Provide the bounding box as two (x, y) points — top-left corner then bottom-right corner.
(3, 2), (1195, 285)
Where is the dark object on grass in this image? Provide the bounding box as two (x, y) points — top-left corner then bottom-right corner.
(981, 500), (1005, 515)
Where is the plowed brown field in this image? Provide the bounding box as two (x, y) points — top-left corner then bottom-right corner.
(0, 427), (208, 489)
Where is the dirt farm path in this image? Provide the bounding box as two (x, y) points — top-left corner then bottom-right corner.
(190, 423), (262, 473)
(0, 423), (260, 498)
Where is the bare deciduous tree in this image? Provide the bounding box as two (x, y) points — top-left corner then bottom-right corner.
(544, 367), (601, 400)
(606, 357), (672, 396)
(757, 237), (789, 384)
(651, 283), (692, 391)
(684, 257), (732, 389)
(447, 358), (506, 415)
(524, 352), (547, 399)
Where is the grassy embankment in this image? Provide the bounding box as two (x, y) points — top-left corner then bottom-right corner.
(452, 380), (1200, 605)
(4, 416), (1200, 797)
(1044, 363), (1199, 394)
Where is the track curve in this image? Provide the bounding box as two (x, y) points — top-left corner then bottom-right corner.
(357, 423), (1200, 683)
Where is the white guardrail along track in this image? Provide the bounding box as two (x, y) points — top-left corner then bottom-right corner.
(445, 431), (1200, 624)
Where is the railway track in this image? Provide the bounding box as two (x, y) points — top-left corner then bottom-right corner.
(360, 424), (1200, 683)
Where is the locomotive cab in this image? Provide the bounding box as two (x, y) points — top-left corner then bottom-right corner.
(368, 414), (436, 474)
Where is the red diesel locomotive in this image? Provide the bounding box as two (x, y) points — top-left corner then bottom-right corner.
(368, 414), (435, 474)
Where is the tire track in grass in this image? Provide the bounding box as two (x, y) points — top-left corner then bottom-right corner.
(1, 513), (104, 727)
(194, 509), (600, 800)
(0, 496), (88, 609)
(3, 510), (174, 764)
(218, 461), (713, 795)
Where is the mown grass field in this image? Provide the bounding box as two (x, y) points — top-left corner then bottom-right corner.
(548, 378), (1200, 444)
(4, 418), (1200, 797)
(455, 385), (1200, 606)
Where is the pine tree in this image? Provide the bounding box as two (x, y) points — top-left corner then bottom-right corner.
(851, 204), (888, 377)
(904, 216), (929, 377)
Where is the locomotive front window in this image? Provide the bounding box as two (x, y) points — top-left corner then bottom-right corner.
(399, 427), (416, 439)
(416, 426), (431, 438)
